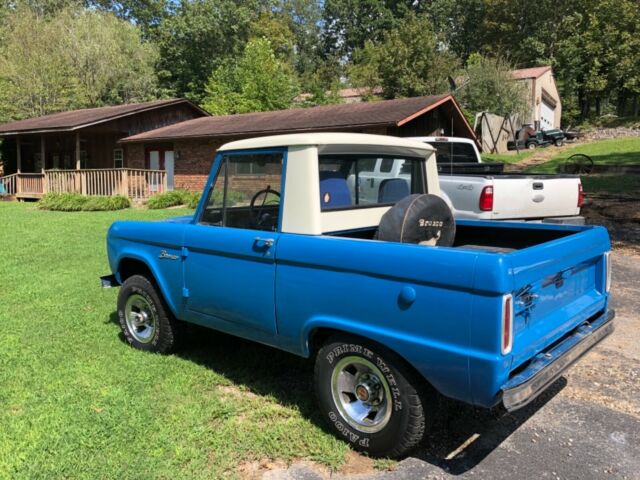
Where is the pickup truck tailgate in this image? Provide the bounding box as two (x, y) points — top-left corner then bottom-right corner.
(493, 176), (580, 219)
(506, 227), (610, 370)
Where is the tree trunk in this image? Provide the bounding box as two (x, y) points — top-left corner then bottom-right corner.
(633, 94), (639, 117)
(617, 90), (627, 116)
(595, 97), (601, 117)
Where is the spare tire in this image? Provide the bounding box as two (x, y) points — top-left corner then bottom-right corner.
(377, 194), (455, 247)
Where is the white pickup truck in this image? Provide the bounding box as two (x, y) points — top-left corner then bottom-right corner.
(353, 136), (584, 223)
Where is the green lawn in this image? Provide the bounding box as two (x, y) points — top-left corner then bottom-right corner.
(481, 150), (535, 164)
(527, 137), (640, 173)
(0, 203), (347, 479)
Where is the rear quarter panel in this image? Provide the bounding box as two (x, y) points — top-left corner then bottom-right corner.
(275, 233), (482, 404)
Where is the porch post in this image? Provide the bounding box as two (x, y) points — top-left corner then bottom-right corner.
(41, 135), (47, 194)
(75, 132), (81, 170)
(40, 136), (46, 173)
(16, 136), (21, 173)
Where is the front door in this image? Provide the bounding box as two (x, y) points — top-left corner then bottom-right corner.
(145, 146), (174, 191)
(183, 150), (285, 336)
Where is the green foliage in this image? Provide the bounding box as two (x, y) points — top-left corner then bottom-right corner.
(457, 54), (530, 117)
(202, 38), (299, 115)
(0, 7), (159, 121)
(38, 192), (130, 211)
(349, 13), (458, 99)
(0, 202), (348, 477)
(147, 190), (200, 209)
(154, 0), (253, 103)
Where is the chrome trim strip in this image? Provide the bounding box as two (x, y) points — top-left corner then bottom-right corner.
(502, 309), (615, 412)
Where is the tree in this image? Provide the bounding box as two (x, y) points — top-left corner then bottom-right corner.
(348, 13), (458, 99)
(202, 38), (299, 115)
(154, 0), (254, 103)
(0, 7), (159, 121)
(84, 0), (169, 39)
(456, 53), (529, 117)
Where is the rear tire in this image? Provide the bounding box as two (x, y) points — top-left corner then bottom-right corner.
(117, 274), (182, 353)
(527, 142), (537, 149)
(314, 334), (430, 458)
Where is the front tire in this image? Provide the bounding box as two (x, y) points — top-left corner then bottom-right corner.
(117, 274), (181, 353)
(314, 335), (430, 458)
(527, 142), (537, 149)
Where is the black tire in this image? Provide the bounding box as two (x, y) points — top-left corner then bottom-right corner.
(117, 274), (182, 353)
(314, 334), (430, 458)
(527, 142), (537, 149)
(554, 138), (564, 147)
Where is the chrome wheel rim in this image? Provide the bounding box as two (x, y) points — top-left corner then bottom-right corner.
(331, 356), (392, 433)
(124, 294), (157, 344)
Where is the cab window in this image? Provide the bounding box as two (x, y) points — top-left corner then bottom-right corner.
(318, 154), (424, 210)
(200, 153), (283, 231)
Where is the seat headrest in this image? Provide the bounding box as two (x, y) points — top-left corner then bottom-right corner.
(319, 171), (352, 208)
(378, 178), (410, 204)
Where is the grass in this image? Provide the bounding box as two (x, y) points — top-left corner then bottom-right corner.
(580, 174), (640, 195)
(0, 203), (348, 479)
(481, 150), (535, 164)
(527, 137), (640, 173)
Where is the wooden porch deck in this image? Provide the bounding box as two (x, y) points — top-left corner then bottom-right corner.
(0, 169), (168, 201)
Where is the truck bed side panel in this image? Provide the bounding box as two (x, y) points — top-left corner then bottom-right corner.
(275, 234), (479, 404)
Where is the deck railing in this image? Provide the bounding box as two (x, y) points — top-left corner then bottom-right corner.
(0, 173), (18, 196)
(0, 169), (167, 200)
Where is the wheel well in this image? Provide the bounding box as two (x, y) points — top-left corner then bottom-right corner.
(118, 258), (154, 283)
(308, 327), (434, 392)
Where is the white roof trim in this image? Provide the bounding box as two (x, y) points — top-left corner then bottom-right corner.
(218, 132), (436, 153)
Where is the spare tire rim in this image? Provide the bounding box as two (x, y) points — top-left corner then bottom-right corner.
(331, 356), (393, 433)
(124, 294), (157, 344)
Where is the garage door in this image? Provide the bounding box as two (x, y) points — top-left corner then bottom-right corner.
(540, 100), (555, 130)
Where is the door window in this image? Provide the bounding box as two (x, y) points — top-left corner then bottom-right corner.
(200, 153), (283, 231)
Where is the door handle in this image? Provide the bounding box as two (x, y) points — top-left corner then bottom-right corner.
(254, 237), (275, 248)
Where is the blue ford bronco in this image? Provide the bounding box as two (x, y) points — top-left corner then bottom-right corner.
(102, 133), (614, 457)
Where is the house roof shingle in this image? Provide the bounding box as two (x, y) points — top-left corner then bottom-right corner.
(122, 94), (466, 143)
(511, 66), (552, 80)
(0, 99), (208, 135)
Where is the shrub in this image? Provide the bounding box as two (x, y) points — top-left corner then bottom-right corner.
(147, 190), (203, 210)
(147, 191), (187, 209)
(39, 193), (130, 211)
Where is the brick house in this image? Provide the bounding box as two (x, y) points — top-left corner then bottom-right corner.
(121, 94), (476, 192)
(0, 99), (208, 199)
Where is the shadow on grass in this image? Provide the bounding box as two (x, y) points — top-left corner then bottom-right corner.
(107, 311), (564, 475)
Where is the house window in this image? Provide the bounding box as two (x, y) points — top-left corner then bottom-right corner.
(113, 148), (124, 168)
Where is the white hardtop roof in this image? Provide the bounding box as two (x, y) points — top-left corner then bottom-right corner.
(218, 132), (436, 154)
(409, 136), (477, 144)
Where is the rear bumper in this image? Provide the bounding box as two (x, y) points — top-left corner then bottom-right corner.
(501, 309), (615, 412)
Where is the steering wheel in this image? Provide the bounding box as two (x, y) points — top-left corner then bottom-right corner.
(249, 186), (281, 230)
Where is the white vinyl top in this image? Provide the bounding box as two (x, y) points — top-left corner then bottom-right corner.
(218, 132), (436, 153)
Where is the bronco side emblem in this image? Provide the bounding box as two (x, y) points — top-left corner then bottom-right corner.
(159, 250), (179, 260)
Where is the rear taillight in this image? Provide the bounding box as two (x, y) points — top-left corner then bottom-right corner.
(479, 186), (494, 211)
(577, 183), (584, 208)
(604, 251), (612, 293)
(501, 294), (513, 355)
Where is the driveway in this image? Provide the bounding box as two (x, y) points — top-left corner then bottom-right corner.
(267, 253), (640, 480)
